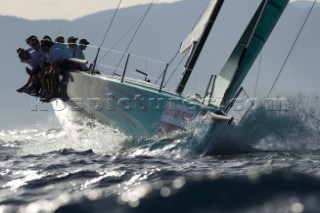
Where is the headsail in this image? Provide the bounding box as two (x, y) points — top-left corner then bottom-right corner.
(210, 0), (289, 110)
(176, 0), (225, 95)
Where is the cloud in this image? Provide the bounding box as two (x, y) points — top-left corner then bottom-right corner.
(0, 0), (182, 21)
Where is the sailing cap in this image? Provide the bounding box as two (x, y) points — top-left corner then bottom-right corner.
(79, 38), (90, 45)
(67, 36), (78, 42)
(43, 35), (52, 42)
(26, 35), (38, 44)
(55, 35), (65, 43)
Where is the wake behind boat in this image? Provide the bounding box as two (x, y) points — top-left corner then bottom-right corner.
(51, 0), (289, 153)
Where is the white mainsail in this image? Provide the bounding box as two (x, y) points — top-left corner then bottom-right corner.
(179, 0), (219, 53)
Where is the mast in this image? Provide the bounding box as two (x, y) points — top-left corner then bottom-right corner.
(176, 0), (225, 95)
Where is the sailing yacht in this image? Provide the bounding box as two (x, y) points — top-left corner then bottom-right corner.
(55, 0), (289, 140)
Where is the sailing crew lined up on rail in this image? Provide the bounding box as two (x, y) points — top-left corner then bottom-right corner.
(16, 34), (91, 102)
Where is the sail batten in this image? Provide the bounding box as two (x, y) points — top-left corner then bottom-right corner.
(210, 0), (289, 109)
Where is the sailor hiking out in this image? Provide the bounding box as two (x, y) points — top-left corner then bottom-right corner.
(16, 34), (90, 102)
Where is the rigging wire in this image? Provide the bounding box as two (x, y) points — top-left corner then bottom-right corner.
(267, 0), (316, 97)
(97, 14), (146, 64)
(158, 1), (210, 87)
(254, 51), (262, 97)
(91, 0), (123, 74)
(100, 0), (122, 47)
(154, 48), (180, 85)
(113, 0), (157, 75)
(163, 51), (188, 87)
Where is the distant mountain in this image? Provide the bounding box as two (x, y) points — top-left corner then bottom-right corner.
(0, 0), (319, 130)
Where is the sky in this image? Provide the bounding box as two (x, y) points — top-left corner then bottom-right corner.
(0, 0), (182, 21)
(0, 0), (314, 21)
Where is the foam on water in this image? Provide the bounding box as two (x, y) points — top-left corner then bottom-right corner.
(0, 106), (127, 156)
(120, 113), (254, 158)
(53, 101), (128, 154)
(237, 93), (320, 150)
(1, 94), (320, 213)
(122, 93), (320, 157)
(1, 94), (319, 157)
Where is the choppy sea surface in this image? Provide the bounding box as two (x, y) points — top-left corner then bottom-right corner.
(1, 96), (320, 213)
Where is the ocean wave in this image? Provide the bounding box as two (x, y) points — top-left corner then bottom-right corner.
(1, 93), (319, 158)
(5, 170), (318, 213)
(238, 93), (320, 150)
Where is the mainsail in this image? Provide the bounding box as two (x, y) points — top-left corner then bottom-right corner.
(176, 0), (225, 95)
(179, 0), (221, 53)
(210, 0), (289, 110)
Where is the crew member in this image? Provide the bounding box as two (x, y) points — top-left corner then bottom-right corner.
(40, 38), (72, 102)
(78, 38), (90, 71)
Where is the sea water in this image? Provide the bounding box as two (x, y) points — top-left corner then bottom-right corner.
(1, 96), (320, 213)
